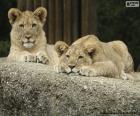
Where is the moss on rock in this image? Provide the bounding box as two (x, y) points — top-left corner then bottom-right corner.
(0, 60), (140, 116)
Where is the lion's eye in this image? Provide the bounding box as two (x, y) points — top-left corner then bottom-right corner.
(66, 55), (70, 58)
(32, 23), (37, 28)
(78, 56), (83, 59)
(19, 24), (24, 28)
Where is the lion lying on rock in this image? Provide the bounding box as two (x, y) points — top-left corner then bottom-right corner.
(54, 35), (134, 79)
(7, 7), (49, 64)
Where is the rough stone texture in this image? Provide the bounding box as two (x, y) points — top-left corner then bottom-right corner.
(0, 58), (140, 116)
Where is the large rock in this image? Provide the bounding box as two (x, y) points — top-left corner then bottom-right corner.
(0, 58), (140, 116)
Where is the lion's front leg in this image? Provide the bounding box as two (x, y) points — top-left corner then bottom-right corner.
(79, 61), (120, 78)
(8, 51), (37, 63)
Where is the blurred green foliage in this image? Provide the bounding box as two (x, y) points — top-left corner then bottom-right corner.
(0, 40), (10, 57)
(0, 0), (16, 57)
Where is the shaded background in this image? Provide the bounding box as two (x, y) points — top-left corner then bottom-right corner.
(0, 0), (140, 70)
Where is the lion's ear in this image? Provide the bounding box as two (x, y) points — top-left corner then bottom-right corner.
(8, 8), (21, 25)
(84, 46), (96, 58)
(55, 41), (69, 57)
(34, 7), (47, 24)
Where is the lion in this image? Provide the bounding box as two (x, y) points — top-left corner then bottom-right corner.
(54, 35), (134, 79)
(7, 7), (49, 64)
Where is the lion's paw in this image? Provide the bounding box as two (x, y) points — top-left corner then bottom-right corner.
(36, 52), (49, 64)
(54, 65), (71, 73)
(79, 66), (97, 77)
(121, 71), (128, 80)
(21, 54), (37, 63)
(53, 65), (63, 73)
(72, 67), (80, 73)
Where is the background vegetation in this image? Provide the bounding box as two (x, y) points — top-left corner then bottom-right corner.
(0, 0), (140, 69)
(0, 0), (16, 56)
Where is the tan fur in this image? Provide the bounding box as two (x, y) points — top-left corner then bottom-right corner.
(7, 7), (49, 64)
(46, 44), (59, 65)
(54, 35), (134, 79)
(108, 40), (134, 73)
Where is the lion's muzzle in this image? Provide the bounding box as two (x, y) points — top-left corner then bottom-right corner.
(22, 36), (35, 49)
(23, 42), (34, 48)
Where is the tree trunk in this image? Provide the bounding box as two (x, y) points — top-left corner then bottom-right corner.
(26, 0), (33, 11)
(54, 0), (63, 42)
(34, 0), (41, 10)
(17, 0), (26, 11)
(71, 0), (80, 41)
(41, 0), (47, 7)
(81, 0), (97, 36)
(47, 0), (55, 44)
(63, 0), (72, 44)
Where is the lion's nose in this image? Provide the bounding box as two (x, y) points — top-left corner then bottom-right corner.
(69, 65), (75, 69)
(25, 35), (32, 40)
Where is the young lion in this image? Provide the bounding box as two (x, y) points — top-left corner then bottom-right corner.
(7, 7), (49, 64)
(54, 35), (134, 79)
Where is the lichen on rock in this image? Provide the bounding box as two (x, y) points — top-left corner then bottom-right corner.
(0, 58), (140, 116)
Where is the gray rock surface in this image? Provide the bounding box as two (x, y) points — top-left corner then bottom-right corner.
(0, 58), (140, 116)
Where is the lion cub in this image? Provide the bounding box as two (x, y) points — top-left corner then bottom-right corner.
(54, 35), (134, 79)
(7, 7), (49, 64)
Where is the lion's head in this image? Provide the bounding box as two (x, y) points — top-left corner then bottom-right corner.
(8, 7), (47, 49)
(55, 35), (102, 73)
